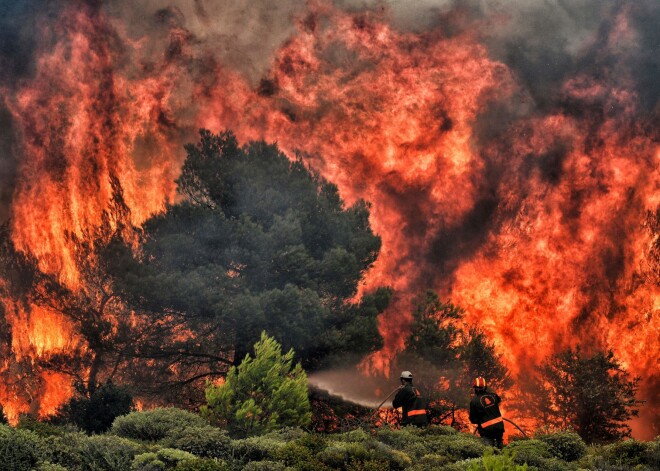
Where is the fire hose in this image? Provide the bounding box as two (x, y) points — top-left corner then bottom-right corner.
(472, 417), (528, 438)
(368, 386), (403, 421)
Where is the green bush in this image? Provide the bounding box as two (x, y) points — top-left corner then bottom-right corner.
(112, 408), (206, 441)
(0, 424), (42, 470)
(79, 434), (143, 471)
(56, 382), (134, 434)
(242, 461), (286, 471)
(36, 463), (69, 471)
(38, 433), (88, 469)
(261, 426), (308, 442)
(467, 450), (528, 470)
(232, 436), (286, 461)
(18, 414), (71, 437)
(505, 439), (552, 468)
(174, 459), (229, 471)
(376, 427), (423, 450)
(295, 433), (327, 454)
(424, 434), (490, 461)
(422, 425), (459, 436)
(602, 439), (650, 468)
(132, 452), (165, 471)
(162, 426), (231, 459)
(437, 458), (481, 471)
(203, 333), (311, 437)
(273, 441), (313, 465)
(645, 437), (660, 469)
(132, 448), (198, 471)
(409, 454), (451, 470)
(536, 431), (587, 461)
(317, 439), (410, 470)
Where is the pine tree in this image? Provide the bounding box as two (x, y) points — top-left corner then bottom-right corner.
(202, 332), (311, 437)
(535, 347), (641, 443)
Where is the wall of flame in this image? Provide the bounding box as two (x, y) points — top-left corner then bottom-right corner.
(0, 1), (657, 437)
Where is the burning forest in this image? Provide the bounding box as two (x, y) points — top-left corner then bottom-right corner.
(0, 0), (658, 444)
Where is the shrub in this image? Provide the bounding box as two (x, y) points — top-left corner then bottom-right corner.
(409, 454), (451, 470)
(79, 434), (143, 471)
(437, 458), (482, 471)
(232, 436), (286, 461)
(505, 440), (552, 468)
(132, 448), (199, 471)
(317, 439), (411, 470)
(376, 427), (421, 450)
(38, 433), (88, 469)
(174, 459), (229, 471)
(112, 408), (206, 441)
(422, 425), (459, 436)
(203, 332), (311, 437)
(645, 437), (660, 469)
(467, 450), (528, 470)
(0, 424), (42, 470)
(132, 452), (164, 471)
(162, 426), (231, 459)
(36, 463), (69, 471)
(242, 461), (286, 471)
(295, 433), (327, 454)
(56, 382), (134, 434)
(273, 441), (313, 466)
(424, 434), (490, 461)
(602, 439), (650, 468)
(18, 414), (71, 437)
(535, 431), (586, 462)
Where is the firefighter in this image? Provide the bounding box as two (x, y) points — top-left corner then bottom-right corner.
(469, 377), (504, 447)
(392, 371), (428, 427)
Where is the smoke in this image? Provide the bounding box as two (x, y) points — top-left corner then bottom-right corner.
(308, 368), (397, 408)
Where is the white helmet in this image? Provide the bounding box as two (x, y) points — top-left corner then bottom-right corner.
(400, 371), (413, 380)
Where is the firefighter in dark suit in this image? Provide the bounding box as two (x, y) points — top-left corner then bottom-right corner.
(469, 377), (505, 447)
(392, 371), (428, 427)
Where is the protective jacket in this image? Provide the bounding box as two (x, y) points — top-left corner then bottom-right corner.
(393, 383), (428, 426)
(469, 390), (504, 435)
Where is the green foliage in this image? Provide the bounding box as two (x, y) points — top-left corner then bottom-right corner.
(409, 454), (451, 470)
(231, 436), (286, 461)
(241, 461), (286, 471)
(82, 434), (143, 471)
(601, 439), (650, 468)
(162, 426), (231, 459)
(531, 347), (641, 443)
(36, 463), (69, 471)
(120, 129), (385, 388)
(174, 459), (229, 471)
(132, 448), (202, 471)
(55, 381), (134, 434)
(203, 332), (311, 437)
(505, 439), (552, 468)
(0, 424), (42, 470)
(535, 431), (586, 461)
(467, 449), (528, 471)
(18, 414), (71, 436)
(318, 435), (411, 470)
(111, 408), (206, 441)
(426, 434), (490, 461)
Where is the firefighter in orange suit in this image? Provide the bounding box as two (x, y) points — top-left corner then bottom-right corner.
(392, 371), (428, 426)
(469, 377), (504, 447)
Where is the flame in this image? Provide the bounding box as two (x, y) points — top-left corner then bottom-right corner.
(0, 2), (657, 437)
